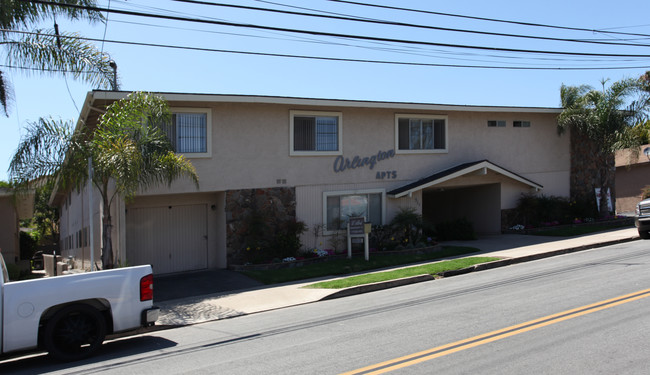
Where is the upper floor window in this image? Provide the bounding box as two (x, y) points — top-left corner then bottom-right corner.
(162, 108), (211, 157)
(487, 120), (506, 127)
(290, 110), (342, 156)
(395, 114), (447, 154)
(513, 120), (531, 128)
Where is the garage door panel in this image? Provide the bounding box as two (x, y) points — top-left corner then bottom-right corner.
(126, 204), (207, 274)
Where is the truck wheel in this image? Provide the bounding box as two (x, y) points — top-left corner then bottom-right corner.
(43, 304), (107, 361)
(640, 229), (650, 239)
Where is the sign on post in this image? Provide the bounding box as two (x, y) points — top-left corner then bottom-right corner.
(347, 216), (370, 261)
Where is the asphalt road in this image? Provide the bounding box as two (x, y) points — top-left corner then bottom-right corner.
(2, 240), (649, 374)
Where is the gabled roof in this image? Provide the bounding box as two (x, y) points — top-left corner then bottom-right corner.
(387, 160), (543, 198)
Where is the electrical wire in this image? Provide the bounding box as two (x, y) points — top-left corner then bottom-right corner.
(325, 0), (650, 39)
(171, 0), (650, 48)
(22, 0), (650, 58)
(3, 32), (649, 71)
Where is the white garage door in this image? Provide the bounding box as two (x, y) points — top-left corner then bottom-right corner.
(126, 204), (208, 275)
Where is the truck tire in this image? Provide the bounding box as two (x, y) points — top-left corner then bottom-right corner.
(640, 229), (650, 239)
(43, 304), (107, 361)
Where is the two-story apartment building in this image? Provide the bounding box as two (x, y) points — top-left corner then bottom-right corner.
(55, 91), (569, 274)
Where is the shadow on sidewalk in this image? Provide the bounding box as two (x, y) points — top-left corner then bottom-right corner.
(154, 269), (263, 302)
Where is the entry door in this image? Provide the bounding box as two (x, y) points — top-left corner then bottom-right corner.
(126, 204), (208, 274)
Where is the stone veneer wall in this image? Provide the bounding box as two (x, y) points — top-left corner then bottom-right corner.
(225, 187), (297, 265)
(570, 130), (616, 213)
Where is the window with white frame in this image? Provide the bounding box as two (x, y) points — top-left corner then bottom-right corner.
(396, 114), (447, 153)
(161, 108), (211, 156)
(290, 110), (342, 155)
(324, 190), (384, 231)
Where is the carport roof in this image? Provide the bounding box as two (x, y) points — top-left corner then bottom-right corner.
(387, 160), (543, 198)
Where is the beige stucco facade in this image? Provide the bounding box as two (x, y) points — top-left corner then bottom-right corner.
(615, 145), (650, 214)
(0, 189), (34, 264)
(57, 91), (570, 273)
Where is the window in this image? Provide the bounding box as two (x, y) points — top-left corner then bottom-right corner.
(487, 120), (506, 127)
(161, 108), (211, 157)
(513, 120), (531, 128)
(290, 111), (342, 155)
(324, 190), (384, 231)
(396, 114), (447, 153)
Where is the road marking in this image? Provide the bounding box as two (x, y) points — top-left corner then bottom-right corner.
(341, 288), (650, 375)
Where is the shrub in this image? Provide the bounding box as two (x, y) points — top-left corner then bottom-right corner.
(240, 210), (307, 264)
(371, 209), (435, 251)
(270, 219), (307, 259)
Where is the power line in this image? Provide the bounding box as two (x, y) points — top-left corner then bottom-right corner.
(23, 0), (650, 58)
(104, 18), (640, 66)
(4, 31), (649, 71)
(172, 0), (650, 48)
(326, 0), (650, 39)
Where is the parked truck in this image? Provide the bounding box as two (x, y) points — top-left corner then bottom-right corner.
(0, 253), (159, 361)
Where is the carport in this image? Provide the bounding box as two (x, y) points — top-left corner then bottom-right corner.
(388, 160), (543, 235)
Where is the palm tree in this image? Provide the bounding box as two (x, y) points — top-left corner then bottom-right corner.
(9, 92), (199, 269)
(1, 0), (115, 114)
(557, 78), (647, 216)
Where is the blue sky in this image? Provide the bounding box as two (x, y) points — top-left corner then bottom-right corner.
(1, 0), (649, 181)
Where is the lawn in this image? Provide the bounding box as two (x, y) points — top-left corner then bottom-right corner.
(242, 246), (485, 285)
(305, 256), (499, 289)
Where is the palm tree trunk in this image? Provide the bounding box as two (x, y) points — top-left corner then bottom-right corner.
(101, 194), (114, 269)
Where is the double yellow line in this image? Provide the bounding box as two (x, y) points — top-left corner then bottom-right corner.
(342, 288), (650, 375)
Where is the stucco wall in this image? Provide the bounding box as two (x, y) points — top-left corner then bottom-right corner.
(58, 184), (105, 270)
(0, 196), (18, 263)
(59, 94), (571, 269)
(616, 163), (650, 213)
(140, 103), (570, 200)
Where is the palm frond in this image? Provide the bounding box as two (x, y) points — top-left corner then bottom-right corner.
(92, 92), (199, 200)
(0, 0), (103, 32)
(0, 69), (14, 115)
(5, 29), (115, 89)
(8, 117), (73, 185)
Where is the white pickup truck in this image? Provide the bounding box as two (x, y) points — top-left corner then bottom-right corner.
(0, 253), (159, 361)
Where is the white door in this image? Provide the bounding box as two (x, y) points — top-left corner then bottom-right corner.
(126, 204), (208, 274)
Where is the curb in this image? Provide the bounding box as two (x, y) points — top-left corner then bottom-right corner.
(319, 235), (640, 301)
(320, 274), (435, 300)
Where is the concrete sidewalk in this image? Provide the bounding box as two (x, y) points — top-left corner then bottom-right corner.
(155, 227), (640, 327)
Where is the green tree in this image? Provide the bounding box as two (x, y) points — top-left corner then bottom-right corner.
(9, 92), (199, 269)
(1, 0), (115, 114)
(557, 78), (647, 216)
(26, 179), (60, 248)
